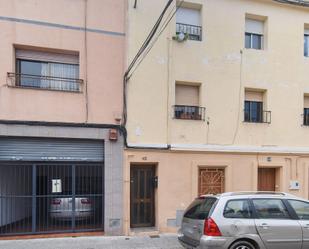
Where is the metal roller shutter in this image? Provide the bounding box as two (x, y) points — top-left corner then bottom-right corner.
(15, 49), (79, 64)
(0, 137), (104, 162)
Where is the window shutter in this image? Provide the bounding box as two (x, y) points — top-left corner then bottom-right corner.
(176, 7), (201, 26)
(176, 84), (199, 106)
(304, 96), (309, 108)
(245, 90), (263, 102)
(15, 49), (79, 64)
(245, 18), (264, 35)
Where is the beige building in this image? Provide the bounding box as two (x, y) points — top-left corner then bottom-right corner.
(0, 0), (125, 236)
(125, 0), (309, 234)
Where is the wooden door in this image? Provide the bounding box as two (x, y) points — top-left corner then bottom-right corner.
(258, 168), (276, 191)
(130, 166), (155, 228)
(199, 168), (225, 195)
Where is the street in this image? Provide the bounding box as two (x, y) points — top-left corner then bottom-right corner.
(0, 234), (183, 249)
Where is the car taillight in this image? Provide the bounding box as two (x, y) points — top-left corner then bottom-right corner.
(204, 218), (222, 236)
(81, 198), (91, 204)
(52, 199), (61, 205)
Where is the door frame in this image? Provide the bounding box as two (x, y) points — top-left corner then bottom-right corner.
(130, 164), (156, 228)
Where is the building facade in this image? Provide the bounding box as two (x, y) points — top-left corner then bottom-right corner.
(0, 0), (125, 236)
(125, 0), (309, 234)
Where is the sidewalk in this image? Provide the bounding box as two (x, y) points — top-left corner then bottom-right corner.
(0, 234), (182, 249)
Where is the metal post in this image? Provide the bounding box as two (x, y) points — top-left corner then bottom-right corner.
(32, 164), (36, 233)
(72, 164), (76, 231)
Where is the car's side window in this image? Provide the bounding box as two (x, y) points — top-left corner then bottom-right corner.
(253, 199), (290, 219)
(223, 199), (252, 219)
(288, 200), (309, 220)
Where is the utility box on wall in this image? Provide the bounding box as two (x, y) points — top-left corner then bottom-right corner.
(289, 180), (300, 190)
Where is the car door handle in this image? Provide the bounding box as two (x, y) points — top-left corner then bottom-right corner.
(304, 224), (309, 229)
(259, 223), (269, 229)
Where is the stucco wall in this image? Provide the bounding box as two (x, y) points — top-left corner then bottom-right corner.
(124, 149), (309, 234)
(0, 0), (125, 125)
(126, 0), (309, 148)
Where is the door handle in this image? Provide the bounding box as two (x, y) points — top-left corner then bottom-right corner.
(304, 224), (309, 229)
(259, 223), (269, 229)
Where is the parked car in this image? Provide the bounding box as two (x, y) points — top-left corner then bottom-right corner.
(50, 197), (93, 220)
(178, 191), (309, 249)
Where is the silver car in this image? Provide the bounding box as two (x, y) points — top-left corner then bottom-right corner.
(50, 197), (93, 220)
(178, 192), (309, 249)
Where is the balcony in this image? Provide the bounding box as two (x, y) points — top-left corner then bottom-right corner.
(176, 23), (202, 41)
(244, 110), (271, 124)
(7, 72), (83, 92)
(174, 105), (205, 121)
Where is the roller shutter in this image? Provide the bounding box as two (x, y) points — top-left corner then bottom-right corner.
(0, 137), (104, 162)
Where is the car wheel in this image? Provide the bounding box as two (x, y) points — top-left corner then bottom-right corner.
(230, 240), (256, 249)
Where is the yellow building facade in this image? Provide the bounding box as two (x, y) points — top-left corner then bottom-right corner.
(125, 0), (309, 234)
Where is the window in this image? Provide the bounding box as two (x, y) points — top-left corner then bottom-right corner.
(305, 28), (309, 57)
(176, 6), (202, 41)
(245, 18), (264, 49)
(304, 108), (309, 125)
(184, 197), (217, 220)
(224, 199), (252, 219)
(245, 101), (263, 122)
(11, 48), (81, 92)
(253, 199), (290, 219)
(174, 83), (205, 120)
(288, 200), (309, 220)
(304, 96), (309, 125)
(244, 90), (270, 123)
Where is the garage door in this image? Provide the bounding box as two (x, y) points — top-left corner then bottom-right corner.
(0, 137), (104, 236)
(0, 137), (104, 161)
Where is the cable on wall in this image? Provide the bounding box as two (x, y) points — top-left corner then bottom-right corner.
(231, 49), (244, 145)
(272, 0), (309, 7)
(121, 0), (185, 149)
(84, 0), (89, 123)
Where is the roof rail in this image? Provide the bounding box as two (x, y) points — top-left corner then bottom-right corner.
(220, 191), (292, 197)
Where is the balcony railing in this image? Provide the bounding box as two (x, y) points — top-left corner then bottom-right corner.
(7, 72), (83, 92)
(244, 110), (271, 124)
(174, 105), (205, 121)
(176, 23), (202, 41)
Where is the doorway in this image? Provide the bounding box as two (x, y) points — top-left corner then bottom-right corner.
(258, 168), (276, 191)
(130, 165), (155, 228)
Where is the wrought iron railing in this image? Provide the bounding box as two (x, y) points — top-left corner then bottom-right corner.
(176, 23), (202, 41)
(7, 72), (83, 92)
(174, 105), (205, 121)
(244, 110), (271, 124)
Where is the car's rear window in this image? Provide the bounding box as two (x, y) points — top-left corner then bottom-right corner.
(184, 197), (217, 220)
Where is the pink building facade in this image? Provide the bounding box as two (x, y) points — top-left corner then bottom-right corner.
(0, 0), (125, 236)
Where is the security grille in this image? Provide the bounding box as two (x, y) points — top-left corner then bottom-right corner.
(0, 163), (103, 235)
(198, 168), (225, 195)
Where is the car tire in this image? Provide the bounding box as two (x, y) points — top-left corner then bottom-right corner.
(229, 240), (256, 249)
